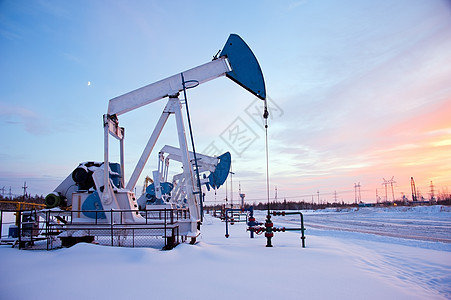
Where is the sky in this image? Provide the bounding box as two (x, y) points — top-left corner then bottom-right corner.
(0, 0), (450, 204)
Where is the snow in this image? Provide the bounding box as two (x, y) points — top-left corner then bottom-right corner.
(0, 206), (450, 299)
(299, 206), (451, 245)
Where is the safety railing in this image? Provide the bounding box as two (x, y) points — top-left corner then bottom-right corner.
(248, 210), (306, 248)
(0, 208), (189, 250)
(49, 208), (190, 225)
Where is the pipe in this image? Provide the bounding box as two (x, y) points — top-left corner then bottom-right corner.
(225, 207), (254, 238)
(272, 211), (306, 248)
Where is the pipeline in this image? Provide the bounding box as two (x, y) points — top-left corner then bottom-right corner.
(248, 211), (306, 248)
(225, 207), (257, 238)
(272, 211), (306, 248)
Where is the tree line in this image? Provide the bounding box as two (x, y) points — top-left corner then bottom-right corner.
(205, 196), (451, 211)
(0, 194), (45, 210)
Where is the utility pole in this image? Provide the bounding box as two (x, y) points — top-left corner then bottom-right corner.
(334, 190), (337, 203)
(354, 183), (357, 203)
(229, 170), (235, 208)
(225, 179), (228, 207)
(22, 181), (28, 198)
(411, 177), (417, 202)
(430, 181), (435, 201)
(358, 183), (361, 203)
(9, 186), (12, 200)
(274, 186), (278, 202)
(317, 190), (320, 204)
(0, 186), (5, 198)
(382, 178), (389, 202)
(388, 177), (396, 201)
(354, 183), (361, 203)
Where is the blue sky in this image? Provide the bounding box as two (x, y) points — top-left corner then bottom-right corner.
(1, 0), (450, 204)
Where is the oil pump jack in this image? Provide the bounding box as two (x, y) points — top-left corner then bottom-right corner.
(45, 34), (266, 242)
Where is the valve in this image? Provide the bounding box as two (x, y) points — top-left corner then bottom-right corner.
(272, 211), (286, 216)
(265, 214), (273, 247)
(272, 227), (286, 232)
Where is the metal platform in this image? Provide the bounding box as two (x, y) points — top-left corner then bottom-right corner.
(1, 208), (191, 250)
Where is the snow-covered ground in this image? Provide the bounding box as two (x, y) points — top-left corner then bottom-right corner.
(299, 205), (451, 244)
(0, 206), (449, 299)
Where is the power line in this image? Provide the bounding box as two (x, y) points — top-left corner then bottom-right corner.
(209, 188), (370, 203)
